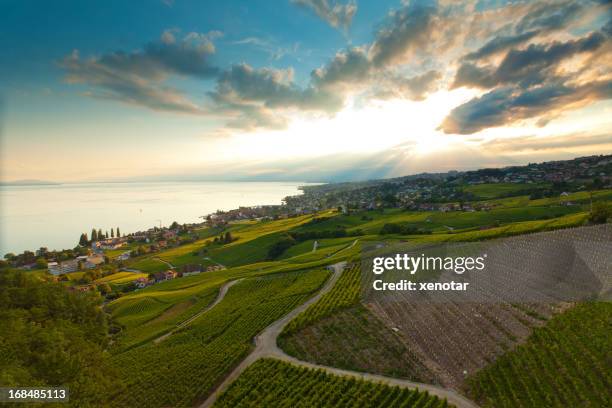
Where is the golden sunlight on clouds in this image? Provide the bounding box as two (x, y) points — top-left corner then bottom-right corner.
(215, 88), (478, 162)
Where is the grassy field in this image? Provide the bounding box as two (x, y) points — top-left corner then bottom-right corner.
(214, 358), (451, 408)
(466, 302), (612, 408)
(128, 257), (168, 273)
(110, 269), (330, 407)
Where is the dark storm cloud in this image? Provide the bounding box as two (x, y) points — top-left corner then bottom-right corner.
(292, 0), (357, 31)
(440, 80), (612, 134)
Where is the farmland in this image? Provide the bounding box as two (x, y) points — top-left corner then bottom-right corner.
(214, 359), (451, 408)
(109, 269), (329, 407)
(466, 302), (612, 407)
(91, 184), (611, 406)
(95, 271), (147, 285)
(282, 262), (361, 335)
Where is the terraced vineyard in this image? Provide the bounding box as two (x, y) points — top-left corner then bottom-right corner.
(109, 269), (330, 407)
(282, 262), (361, 335)
(280, 305), (437, 382)
(95, 271), (147, 284)
(214, 359), (452, 408)
(466, 302), (612, 408)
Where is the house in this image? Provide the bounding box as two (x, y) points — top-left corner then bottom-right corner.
(116, 251), (131, 261)
(135, 277), (149, 289)
(157, 240), (168, 248)
(165, 270), (177, 280)
(48, 259), (78, 275)
(84, 254), (105, 269)
(181, 264), (202, 277)
(163, 230), (177, 240)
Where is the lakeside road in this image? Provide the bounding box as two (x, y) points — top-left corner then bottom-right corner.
(199, 261), (480, 408)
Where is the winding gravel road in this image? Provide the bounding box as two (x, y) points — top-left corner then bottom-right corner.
(154, 278), (242, 344)
(199, 262), (480, 408)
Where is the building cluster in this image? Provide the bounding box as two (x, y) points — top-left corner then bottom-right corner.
(281, 155), (612, 213)
(134, 263), (225, 289)
(48, 253), (105, 276)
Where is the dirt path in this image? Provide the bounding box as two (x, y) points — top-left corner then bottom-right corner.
(199, 261), (479, 408)
(154, 279), (242, 344)
(155, 257), (174, 269)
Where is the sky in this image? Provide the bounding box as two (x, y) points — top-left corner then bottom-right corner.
(1, 0), (611, 183)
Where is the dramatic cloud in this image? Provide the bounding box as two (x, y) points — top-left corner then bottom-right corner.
(481, 133), (612, 153)
(369, 2), (441, 67)
(374, 70), (442, 101)
(442, 0), (612, 135)
(61, 30), (221, 113)
(60, 0), (611, 136)
(292, 0), (357, 31)
(454, 31), (607, 89)
(310, 1), (447, 95)
(440, 80), (611, 134)
(311, 46), (370, 88)
(208, 63), (343, 130)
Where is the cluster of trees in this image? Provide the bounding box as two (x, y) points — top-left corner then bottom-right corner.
(0, 270), (121, 405)
(267, 237), (296, 259)
(380, 223), (432, 235)
(212, 231), (234, 245)
(2, 246), (88, 269)
(79, 227), (122, 246)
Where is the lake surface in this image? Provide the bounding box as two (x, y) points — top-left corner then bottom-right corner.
(0, 181), (310, 255)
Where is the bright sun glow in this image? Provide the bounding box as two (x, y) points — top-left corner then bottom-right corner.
(211, 88), (478, 163)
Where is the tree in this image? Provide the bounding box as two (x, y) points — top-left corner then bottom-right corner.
(224, 231), (233, 244)
(590, 201), (611, 224)
(35, 257), (48, 269)
(170, 221), (180, 230)
(0, 270), (122, 405)
(79, 233), (89, 247)
(98, 283), (112, 296)
(116, 227), (121, 237)
(91, 229), (98, 242)
(105, 231), (109, 239)
(110, 228), (114, 238)
(98, 229), (103, 240)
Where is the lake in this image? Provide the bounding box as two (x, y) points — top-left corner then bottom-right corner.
(0, 181), (310, 255)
